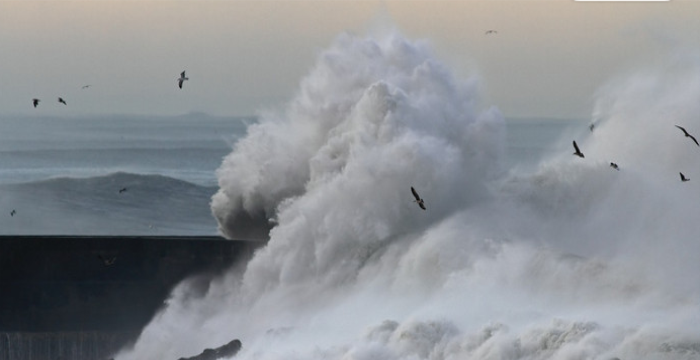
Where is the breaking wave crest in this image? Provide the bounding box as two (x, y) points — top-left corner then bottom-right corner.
(118, 32), (700, 360)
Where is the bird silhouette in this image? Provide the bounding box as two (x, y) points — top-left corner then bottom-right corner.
(610, 162), (619, 170)
(680, 172), (690, 182)
(485, 30), (497, 35)
(32, 99), (40, 108)
(675, 125), (699, 146)
(411, 186), (426, 210)
(118, 187), (127, 194)
(10, 210), (16, 217)
(98, 254), (117, 266)
(177, 71), (188, 89)
(81, 85), (91, 89)
(58, 97), (67, 105)
(572, 141), (584, 158)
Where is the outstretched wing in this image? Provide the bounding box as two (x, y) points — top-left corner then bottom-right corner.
(181, 71), (186, 78)
(675, 125), (688, 136)
(418, 201), (426, 210)
(411, 187), (421, 201)
(690, 134), (699, 146)
(178, 79), (184, 89)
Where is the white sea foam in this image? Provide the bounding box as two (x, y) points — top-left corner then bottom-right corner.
(117, 32), (700, 360)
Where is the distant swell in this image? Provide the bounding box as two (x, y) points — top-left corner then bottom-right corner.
(0, 172), (219, 235)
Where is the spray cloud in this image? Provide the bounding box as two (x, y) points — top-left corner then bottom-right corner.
(119, 32), (700, 360)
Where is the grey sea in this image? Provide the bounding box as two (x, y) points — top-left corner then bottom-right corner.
(0, 114), (584, 236)
(0, 113), (251, 235)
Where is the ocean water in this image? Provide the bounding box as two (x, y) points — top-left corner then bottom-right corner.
(112, 31), (700, 360)
(16, 30), (700, 359)
(0, 111), (578, 236)
(0, 112), (250, 235)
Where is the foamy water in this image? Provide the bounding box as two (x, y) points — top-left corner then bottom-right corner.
(117, 31), (700, 360)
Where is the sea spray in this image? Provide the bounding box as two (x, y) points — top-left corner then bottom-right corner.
(117, 32), (700, 360)
(210, 31), (504, 241)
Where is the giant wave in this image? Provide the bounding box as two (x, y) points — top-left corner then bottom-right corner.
(117, 31), (700, 360)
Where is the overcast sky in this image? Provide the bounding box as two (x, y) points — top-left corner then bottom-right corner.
(2, 0), (700, 119)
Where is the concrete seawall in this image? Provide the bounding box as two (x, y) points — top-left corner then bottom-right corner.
(0, 331), (136, 360)
(0, 236), (262, 360)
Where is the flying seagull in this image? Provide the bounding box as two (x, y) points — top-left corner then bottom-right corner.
(485, 30), (497, 35)
(610, 162), (619, 170)
(58, 97), (67, 105)
(177, 71), (188, 89)
(572, 140), (584, 158)
(10, 210), (16, 217)
(118, 187), (127, 194)
(680, 172), (690, 182)
(411, 186), (426, 210)
(675, 125), (699, 146)
(32, 99), (40, 108)
(98, 254), (117, 266)
(589, 123), (595, 132)
(81, 85), (91, 89)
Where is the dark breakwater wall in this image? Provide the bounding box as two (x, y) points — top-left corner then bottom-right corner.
(0, 332), (136, 360)
(0, 236), (263, 360)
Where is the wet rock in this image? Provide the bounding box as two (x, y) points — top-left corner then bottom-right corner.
(177, 339), (242, 360)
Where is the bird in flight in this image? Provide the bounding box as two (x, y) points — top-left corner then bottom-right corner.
(32, 99), (40, 108)
(572, 141), (584, 158)
(485, 30), (497, 35)
(81, 85), (91, 89)
(411, 186), (426, 210)
(589, 123), (595, 132)
(177, 71), (189, 89)
(58, 97), (67, 105)
(680, 172), (690, 182)
(10, 210), (16, 217)
(610, 162), (619, 170)
(675, 125), (699, 146)
(118, 187), (127, 194)
(98, 255), (117, 266)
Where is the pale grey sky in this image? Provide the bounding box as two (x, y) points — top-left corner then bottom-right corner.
(1, 0), (700, 119)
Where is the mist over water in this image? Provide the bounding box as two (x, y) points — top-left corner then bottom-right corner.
(118, 32), (700, 360)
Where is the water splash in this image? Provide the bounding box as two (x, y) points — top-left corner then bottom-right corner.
(118, 32), (700, 360)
